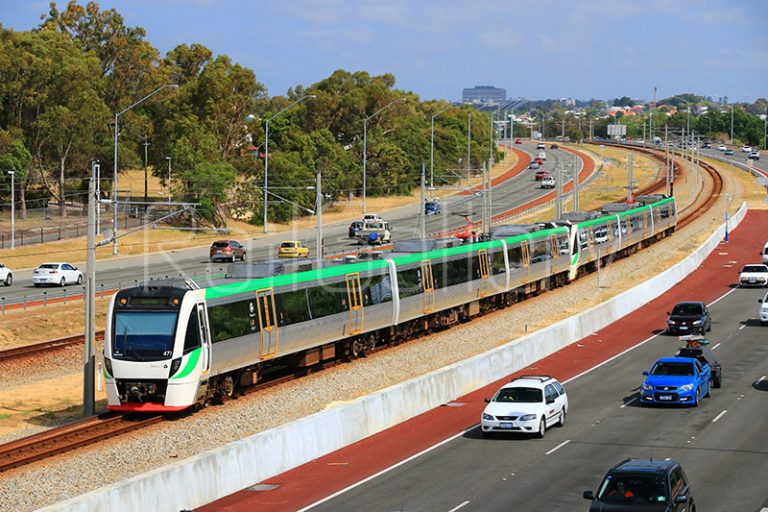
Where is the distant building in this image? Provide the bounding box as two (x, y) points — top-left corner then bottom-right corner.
(462, 85), (506, 105)
(560, 98), (576, 107)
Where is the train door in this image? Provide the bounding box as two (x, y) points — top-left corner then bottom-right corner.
(256, 288), (278, 358)
(345, 273), (364, 334)
(477, 249), (490, 297)
(195, 303), (211, 373)
(420, 260), (434, 313)
(520, 240), (531, 279)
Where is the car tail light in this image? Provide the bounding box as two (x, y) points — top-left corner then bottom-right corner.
(50, 270), (58, 274)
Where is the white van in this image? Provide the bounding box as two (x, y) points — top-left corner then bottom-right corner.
(538, 151), (547, 161)
(762, 241), (768, 265)
(357, 220), (391, 245)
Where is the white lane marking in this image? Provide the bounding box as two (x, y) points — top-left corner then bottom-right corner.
(545, 439), (571, 455)
(759, 508), (768, 512)
(296, 429), (468, 511)
(739, 324), (746, 330)
(447, 501), (470, 512)
(621, 398), (638, 408)
(712, 410), (728, 423)
(711, 342), (722, 350)
(301, 286), (744, 509)
(755, 376), (766, 385)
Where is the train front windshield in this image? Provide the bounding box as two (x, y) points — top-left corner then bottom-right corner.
(112, 311), (178, 361)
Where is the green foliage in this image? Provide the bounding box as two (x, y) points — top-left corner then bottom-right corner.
(179, 161), (237, 226)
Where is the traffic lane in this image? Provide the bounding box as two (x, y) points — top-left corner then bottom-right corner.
(201, 210), (767, 512)
(309, 276), (768, 512)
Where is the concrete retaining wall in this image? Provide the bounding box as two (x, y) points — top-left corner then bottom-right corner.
(41, 203), (747, 512)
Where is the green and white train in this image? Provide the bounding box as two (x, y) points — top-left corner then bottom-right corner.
(104, 195), (676, 412)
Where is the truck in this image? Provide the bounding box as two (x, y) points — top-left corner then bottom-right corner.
(675, 335), (722, 388)
(356, 219), (392, 245)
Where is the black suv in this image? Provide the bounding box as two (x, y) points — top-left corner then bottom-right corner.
(584, 458), (694, 511)
(348, 221), (363, 238)
(666, 301), (711, 335)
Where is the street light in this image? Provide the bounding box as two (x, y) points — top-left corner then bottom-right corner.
(263, 94), (316, 234)
(165, 156), (172, 207)
(7, 171), (14, 249)
(363, 97), (404, 213)
(724, 193), (733, 242)
(430, 105), (450, 190)
(112, 84), (178, 255)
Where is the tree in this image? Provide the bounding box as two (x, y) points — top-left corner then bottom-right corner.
(179, 161), (236, 227)
(0, 129), (32, 218)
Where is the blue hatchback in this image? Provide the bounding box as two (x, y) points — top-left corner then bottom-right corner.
(640, 357), (711, 406)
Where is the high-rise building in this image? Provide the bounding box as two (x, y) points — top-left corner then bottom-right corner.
(462, 85), (506, 104)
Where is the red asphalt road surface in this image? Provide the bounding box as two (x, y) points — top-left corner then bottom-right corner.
(459, 146), (531, 195)
(199, 209), (767, 512)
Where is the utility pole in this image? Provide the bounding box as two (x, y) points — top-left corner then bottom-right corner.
(420, 163), (426, 239)
(573, 152), (580, 211)
(466, 114), (471, 185)
(83, 168), (97, 416)
(481, 161), (488, 235)
(142, 138), (150, 213)
(166, 156), (172, 208)
(7, 171), (14, 249)
(589, 118), (594, 142)
(556, 167), (563, 219)
(628, 151), (634, 203)
(561, 119), (565, 140)
(642, 121), (646, 144)
(730, 105), (734, 145)
(316, 169), (323, 261)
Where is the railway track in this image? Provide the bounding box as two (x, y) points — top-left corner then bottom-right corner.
(0, 332), (104, 363)
(0, 146), (725, 473)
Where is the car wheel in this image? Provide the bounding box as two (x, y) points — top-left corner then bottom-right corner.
(693, 388), (700, 407)
(705, 385), (711, 398)
(714, 374), (722, 388)
(77, 275), (83, 285)
(535, 417), (546, 439)
(60, 277), (66, 287)
(241, 252), (246, 261)
(557, 408), (566, 427)
(4, 274), (11, 286)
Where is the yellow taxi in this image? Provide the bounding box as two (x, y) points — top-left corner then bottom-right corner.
(278, 240), (309, 258)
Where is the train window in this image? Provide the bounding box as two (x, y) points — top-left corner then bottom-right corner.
(362, 274), (393, 306)
(659, 205), (670, 219)
(307, 282), (348, 319)
(557, 235), (569, 255)
(445, 256), (472, 286)
(531, 240), (551, 263)
(275, 289), (312, 326)
(594, 225), (608, 244)
(397, 267), (424, 298)
(208, 299), (256, 343)
(183, 310), (201, 354)
(491, 250), (506, 274)
(578, 231), (589, 251)
(507, 245), (523, 268)
(430, 261), (447, 289)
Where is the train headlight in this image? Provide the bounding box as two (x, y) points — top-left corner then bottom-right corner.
(104, 357), (113, 377)
(169, 357), (182, 377)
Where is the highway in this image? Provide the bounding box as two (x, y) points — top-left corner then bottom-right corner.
(308, 279), (768, 511)
(0, 143), (582, 306)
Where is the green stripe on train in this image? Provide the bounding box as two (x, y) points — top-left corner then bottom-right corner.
(575, 197), (674, 229)
(171, 347), (201, 379)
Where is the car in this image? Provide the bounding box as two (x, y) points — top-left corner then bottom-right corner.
(515, 138), (522, 144)
(480, 375), (567, 438)
(758, 291), (768, 325)
(741, 145), (752, 153)
(537, 151), (547, 161)
(536, 142), (546, 150)
(676, 335), (722, 388)
(529, 161), (540, 170)
(32, 262), (83, 287)
(540, 176), (555, 189)
(666, 301), (711, 335)
(534, 170), (550, 180)
(702, 142), (711, 149)
(738, 263), (768, 287)
(640, 356), (711, 406)
(209, 240), (246, 262)
(425, 200), (441, 215)
(583, 458), (695, 511)
(348, 220), (364, 238)
(0, 263), (11, 286)
(717, 144), (727, 151)
(749, 150), (760, 160)
(534, 157), (544, 165)
(724, 148), (734, 155)
(278, 240), (309, 258)
(550, 143), (559, 149)
(762, 241), (768, 264)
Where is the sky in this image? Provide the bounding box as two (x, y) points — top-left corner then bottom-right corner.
(1, 0), (767, 103)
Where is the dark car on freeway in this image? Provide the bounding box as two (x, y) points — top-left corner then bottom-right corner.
(425, 200), (441, 215)
(210, 240), (246, 262)
(550, 143), (559, 149)
(666, 301), (711, 335)
(584, 458), (695, 511)
(348, 220), (364, 238)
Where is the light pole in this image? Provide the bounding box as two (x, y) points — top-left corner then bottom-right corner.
(724, 193), (732, 242)
(430, 105), (450, 191)
(263, 94), (315, 233)
(7, 171), (14, 249)
(142, 137), (150, 213)
(165, 156), (172, 207)
(363, 97), (403, 214)
(730, 105), (734, 145)
(112, 84), (178, 256)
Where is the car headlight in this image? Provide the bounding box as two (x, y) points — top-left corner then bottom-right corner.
(679, 383), (694, 392)
(642, 383), (653, 391)
(482, 413), (495, 421)
(692, 320), (703, 326)
(667, 320), (676, 325)
(519, 414), (537, 421)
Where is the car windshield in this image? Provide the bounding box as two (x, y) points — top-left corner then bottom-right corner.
(651, 361), (694, 376)
(112, 311), (178, 362)
(671, 303), (702, 315)
(38, 263), (59, 269)
(494, 387), (542, 403)
(597, 473), (668, 503)
(742, 265), (767, 273)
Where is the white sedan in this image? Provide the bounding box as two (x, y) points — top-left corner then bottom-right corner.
(480, 375), (568, 438)
(0, 263), (12, 286)
(32, 262), (83, 287)
(739, 264), (768, 288)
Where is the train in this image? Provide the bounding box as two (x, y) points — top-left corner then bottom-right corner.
(103, 194), (677, 412)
